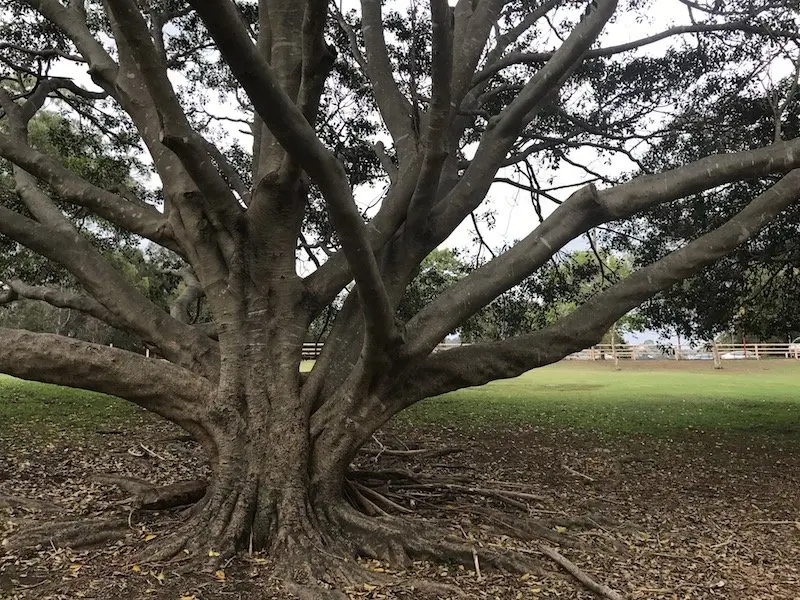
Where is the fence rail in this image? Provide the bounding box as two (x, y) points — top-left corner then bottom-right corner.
(273, 342), (800, 362)
(302, 343), (325, 359)
(566, 342), (800, 361)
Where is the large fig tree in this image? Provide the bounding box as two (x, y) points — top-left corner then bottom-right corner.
(1, 0), (799, 588)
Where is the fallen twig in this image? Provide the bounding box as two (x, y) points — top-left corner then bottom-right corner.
(139, 443), (168, 460)
(563, 464), (595, 482)
(472, 546), (482, 579)
(397, 483), (538, 511)
(539, 544), (625, 600)
(360, 447), (464, 459)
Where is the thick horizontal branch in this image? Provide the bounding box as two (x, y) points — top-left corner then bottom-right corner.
(188, 0), (398, 350)
(0, 41), (85, 63)
(0, 328), (214, 422)
(404, 135), (800, 356)
(401, 169), (800, 401)
(473, 21), (800, 85)
(15, 78), (108, 124)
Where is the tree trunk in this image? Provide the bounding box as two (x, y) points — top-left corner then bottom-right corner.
(150, 299), (363, 575)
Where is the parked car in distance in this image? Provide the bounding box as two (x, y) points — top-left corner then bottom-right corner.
(789, 337), (800, 355)
(720, 350), (747, 360)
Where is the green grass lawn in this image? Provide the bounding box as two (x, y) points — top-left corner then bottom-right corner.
(400, 360), (800, 435)
(0, 376), (141, 437)
(2, 361), (800, 438)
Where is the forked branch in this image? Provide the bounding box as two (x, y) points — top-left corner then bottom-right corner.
(401, 169), (800, 401)
(105, 0), (242, 231)
(188, 0), (399, 350)
(404, 136), (800, 356)
(0, 280), (126, 329)
(425, 0), (617, 248)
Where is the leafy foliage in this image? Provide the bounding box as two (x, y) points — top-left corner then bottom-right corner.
(610, 71), (800, 341)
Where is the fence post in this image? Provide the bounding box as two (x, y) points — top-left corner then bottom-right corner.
(611, 329), (620, 370)
(590, 346), (596, 361)
(755, 344), (760, 360)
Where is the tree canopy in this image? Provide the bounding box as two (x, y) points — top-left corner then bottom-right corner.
(1, 0), (800, 593)
(611, 67), (800, 342)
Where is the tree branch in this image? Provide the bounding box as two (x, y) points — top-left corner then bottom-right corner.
(450, 0), (505, 110)
(188, 0), (399, 351)
(0, 328), (214, 424)
(420, 0), (617, 260)
(400, 168), (800, 402)
(169, 267), (204, 324)
(0, 131), (180, 252)
(104, 0), (243, 231)
(0, 41), (84, 63)
(0, 280), (127, 329)
(473, 21), (800, 86)
(359, 0), (416, 157)
(404, 135), (800, 357)
(405, 0), (454, 227)
(0, 204), (219, 376)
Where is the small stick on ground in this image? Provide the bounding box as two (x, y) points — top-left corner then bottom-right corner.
(139, 443), (169, 460)
(396, 482), (545, 510)
(539, 544), (626, 600)
(563, 464), (595, 482)
(472, 547), (482, 579)
(360, 447), (464, 459)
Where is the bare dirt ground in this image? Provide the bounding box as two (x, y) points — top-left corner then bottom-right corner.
(1, 407), (799, 599)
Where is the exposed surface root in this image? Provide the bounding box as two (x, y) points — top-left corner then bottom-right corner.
(94, 474), (207, 510)
(2, 518), (129, 555)
(344, 470), (589, 551)
(335, 506), (541, 575)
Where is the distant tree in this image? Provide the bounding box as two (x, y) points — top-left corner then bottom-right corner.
(397, 248), (469, 322)
(611, 67), (800, 342)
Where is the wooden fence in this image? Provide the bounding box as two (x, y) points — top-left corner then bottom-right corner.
(289, 342), (800, 362)
(566, 343), (800, 361)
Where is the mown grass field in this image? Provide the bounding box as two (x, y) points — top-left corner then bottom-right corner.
(400, 359), (800, 436)
(1, 360), (800, 437)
